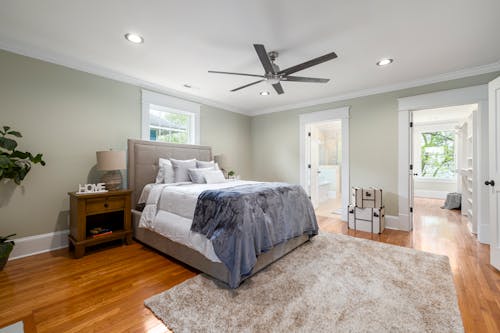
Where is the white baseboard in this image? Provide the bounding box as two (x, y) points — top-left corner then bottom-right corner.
(414, 190), (448, 199)
(478, 223), (490, 244)
(385, 215), (406, 231)
(9, 230), (69, 260)
(7, 215), (407, 260)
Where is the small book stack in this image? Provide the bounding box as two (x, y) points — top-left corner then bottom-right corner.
(89, 227), (113, 238)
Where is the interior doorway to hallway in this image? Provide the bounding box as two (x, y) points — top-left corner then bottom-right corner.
(410, 104), (478, 233)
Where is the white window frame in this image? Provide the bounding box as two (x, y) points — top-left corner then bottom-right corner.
(413, 122), (458, 183)
(141, 89), (200, 145)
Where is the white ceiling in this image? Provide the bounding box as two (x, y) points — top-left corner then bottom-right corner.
(413, 104), (476, 123)
(1, 0), (499, 115)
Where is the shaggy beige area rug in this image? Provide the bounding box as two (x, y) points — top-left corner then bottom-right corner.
(145, 232), (463, 332)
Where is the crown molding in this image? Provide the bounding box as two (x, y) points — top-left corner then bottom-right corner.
(250, 61), (500, 116)
(1, 36), (499, 118)
(0, 37), (248, 115)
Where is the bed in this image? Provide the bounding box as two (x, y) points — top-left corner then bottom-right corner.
(128, 139), (317, 288)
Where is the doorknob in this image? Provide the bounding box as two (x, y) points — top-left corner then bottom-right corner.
(485, 180), (495, 186)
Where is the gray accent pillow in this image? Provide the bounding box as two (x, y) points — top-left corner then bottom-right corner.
(188, 167), (215, 184)
(155, 158), (174, 184)
(170, 158), (197, 182)
(196, 160), (220, 170)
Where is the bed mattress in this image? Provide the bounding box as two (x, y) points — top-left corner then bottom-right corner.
(138, 181), (259, 262)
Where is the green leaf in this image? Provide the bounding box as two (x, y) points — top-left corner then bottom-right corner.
(9, 151), (29, 159)
(0, 137), (17, 151)
(2, 126), (10, 133)
(0, 155), (11, 168)
(7, 130), (22, 138)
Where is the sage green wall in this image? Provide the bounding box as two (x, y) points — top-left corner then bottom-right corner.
(200, 105), (252, 178)
(251, 72), (500, 216)
(0, 50), (252, 238)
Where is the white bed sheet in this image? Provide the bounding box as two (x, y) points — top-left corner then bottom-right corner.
(157, 180), (259, 219)
(152, 210), (221, 262)
(138, 180), (260, 263)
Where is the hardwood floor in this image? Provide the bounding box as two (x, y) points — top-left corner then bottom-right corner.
(0, 197), (498, 332)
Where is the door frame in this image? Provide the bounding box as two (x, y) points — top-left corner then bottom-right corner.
(299, 107), (350, 221)
(397, 85), (489, 242)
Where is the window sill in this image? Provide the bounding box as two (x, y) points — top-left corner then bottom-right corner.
(414, 177), (456, 183)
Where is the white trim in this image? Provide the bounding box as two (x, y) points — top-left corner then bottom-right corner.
(0, 38), (245, 115)
(252, 62), (500, 115)
(414, 190), (448, 199)
(398, 85), (488, 111)
(141, 89), (201, 145)
(385, 215), (404, 230)
(1, 38), (499, 117)
(398, 85), (489, 240)
(299, 107), (350, 221)
(8, 230), (69, 260)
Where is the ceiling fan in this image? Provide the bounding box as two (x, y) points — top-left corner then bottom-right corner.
(208, 44), (337, 95)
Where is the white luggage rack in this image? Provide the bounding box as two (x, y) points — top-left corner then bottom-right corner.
(348, 187), (385, 234)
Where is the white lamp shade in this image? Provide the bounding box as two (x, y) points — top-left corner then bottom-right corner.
(214, 154), (227, 169)
(96, 150), (126, 171)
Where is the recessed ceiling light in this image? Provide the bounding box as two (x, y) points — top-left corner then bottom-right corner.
(260, 91), (270, 96)
(124, 33), (144, 44)
(376, 58), (393, 66)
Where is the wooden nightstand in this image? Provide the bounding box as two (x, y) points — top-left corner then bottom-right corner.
(68, 189), (132, 258)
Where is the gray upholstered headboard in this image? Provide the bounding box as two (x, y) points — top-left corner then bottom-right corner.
(127, 139), (212, 205)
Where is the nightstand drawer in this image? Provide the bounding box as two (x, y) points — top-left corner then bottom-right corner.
(86, 196), (125, 214)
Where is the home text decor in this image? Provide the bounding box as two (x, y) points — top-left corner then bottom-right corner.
(77, 183), (108, 194)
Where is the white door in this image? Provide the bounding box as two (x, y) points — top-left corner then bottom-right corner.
(409, 111), (415, 231)
(488, 77), (500, 270)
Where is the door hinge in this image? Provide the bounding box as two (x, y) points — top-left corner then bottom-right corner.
(410, 164), (413, 170)
(410, 207), (413, 213)
(409, 122), (413, 128)
(308, 164), (311, 169)
(308, 132), (311, 137)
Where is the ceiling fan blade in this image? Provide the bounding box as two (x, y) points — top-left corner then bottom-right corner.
(272, 82), (284, 95)
(208, 70), (264, 78)
(254, 44), (276, 74)
(283, 76), (330, 83)
(278, 51), (338, 76)
(230, 79), (265, 92)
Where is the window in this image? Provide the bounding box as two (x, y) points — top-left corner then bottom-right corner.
(416, 129), (456, 179)
(142, 90), (200, 144)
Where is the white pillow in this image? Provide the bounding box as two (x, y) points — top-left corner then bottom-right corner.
(204, 170), (226, 184)
(188, 167), (214, 184)
(155, 158), (174, 184)
(196, 160), (220, 170)
(170, 158), (197, 182)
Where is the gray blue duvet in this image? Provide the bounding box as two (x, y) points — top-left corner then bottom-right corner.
(191, 182), (318, 288)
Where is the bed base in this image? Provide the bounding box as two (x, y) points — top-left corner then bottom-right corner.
(132, 210), (310, 287)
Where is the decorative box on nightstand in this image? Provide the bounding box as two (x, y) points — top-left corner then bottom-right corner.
(67, 189), (132, 258)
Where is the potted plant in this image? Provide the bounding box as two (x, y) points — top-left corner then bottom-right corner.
(228, 170), (235, 180)
(0, 126), (46, 269)
(0, 234), (15, 270)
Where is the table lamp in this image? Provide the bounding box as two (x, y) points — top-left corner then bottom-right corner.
(96, 150), (126, 191)
(214, 154), (227, 178)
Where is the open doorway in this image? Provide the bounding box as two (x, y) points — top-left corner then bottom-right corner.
(411, 104), (478, 233)
(299, 107), (350, 221)
(308, 120), (342, 217)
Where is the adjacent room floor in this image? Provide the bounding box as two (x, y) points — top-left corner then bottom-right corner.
(0, 197), (498, 332)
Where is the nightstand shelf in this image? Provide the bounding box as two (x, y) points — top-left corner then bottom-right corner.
(68, 189), (132, 258)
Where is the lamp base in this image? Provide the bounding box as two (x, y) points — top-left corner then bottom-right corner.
(101, 170), (122, 191)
